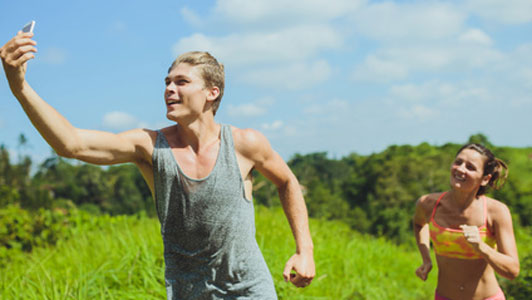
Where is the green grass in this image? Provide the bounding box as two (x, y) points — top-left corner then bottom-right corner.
(1, 215), (165, 299)
(256, 207), (436, 299)
(7, 206), (530, 299)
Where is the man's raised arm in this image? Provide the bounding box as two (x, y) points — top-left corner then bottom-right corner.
(0, 32), (153, 166)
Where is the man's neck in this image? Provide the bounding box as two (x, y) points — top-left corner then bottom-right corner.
(175, 117), (220, 153)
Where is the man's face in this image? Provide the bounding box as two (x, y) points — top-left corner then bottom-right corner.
(164, 63), (212, 122)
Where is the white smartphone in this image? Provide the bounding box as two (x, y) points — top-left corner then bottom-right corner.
(22, 20), (35, 33)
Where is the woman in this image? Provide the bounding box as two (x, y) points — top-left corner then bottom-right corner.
(413, 143), (519, 300)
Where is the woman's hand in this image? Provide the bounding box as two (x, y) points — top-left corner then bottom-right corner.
(460, 224), (482, 250)
(415, 261), (432, 281)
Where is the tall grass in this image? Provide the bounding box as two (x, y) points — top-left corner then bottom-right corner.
(13, 206), (531, 299)
(1, 215), (165, 299)
(256, 206), (436, 299)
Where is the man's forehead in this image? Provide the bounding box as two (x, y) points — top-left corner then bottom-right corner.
(167, 63), (201, 78)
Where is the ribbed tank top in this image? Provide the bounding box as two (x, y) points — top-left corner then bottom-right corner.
(152, 124), (277, 300)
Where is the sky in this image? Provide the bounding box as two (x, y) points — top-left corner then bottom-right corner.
(1, 0), (531, 163)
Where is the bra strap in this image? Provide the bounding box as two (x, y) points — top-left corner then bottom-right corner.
(483, 195), (492, 232)
(430, 192), (447, 221)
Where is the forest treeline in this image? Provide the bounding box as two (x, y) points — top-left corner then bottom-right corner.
(2, 133), (531, 298)
(254, 133), (532, 244)
(2, 133), (532, 245)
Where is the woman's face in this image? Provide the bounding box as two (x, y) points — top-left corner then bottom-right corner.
(450, 148), (491, 193)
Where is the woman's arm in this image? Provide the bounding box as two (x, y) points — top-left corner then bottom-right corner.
(413, 195), (433, 281)
(462, 200), (519, 280)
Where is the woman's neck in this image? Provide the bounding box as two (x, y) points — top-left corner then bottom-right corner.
(448, 188), (480, 210)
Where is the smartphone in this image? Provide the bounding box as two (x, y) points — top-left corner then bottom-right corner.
(22, 20), (35, 33)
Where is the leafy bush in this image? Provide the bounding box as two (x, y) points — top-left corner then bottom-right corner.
(501, 254), (532, 300)
(0, 205), (104, 267)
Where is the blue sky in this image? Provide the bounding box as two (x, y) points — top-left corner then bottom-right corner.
(1, 0), (531, 162)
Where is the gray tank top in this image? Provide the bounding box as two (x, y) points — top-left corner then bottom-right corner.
(152, 124), (277, 300)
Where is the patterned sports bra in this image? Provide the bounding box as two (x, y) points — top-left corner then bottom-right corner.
(429, 192), (497, 259)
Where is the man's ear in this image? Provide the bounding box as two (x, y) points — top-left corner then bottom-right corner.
(206, 86), (220, 102)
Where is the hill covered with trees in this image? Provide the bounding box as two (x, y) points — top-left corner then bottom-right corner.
(1, 133), (531, 298)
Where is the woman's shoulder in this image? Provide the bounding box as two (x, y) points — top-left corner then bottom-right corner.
(485, 196), (512, 220)
(416, 192), (445, 215)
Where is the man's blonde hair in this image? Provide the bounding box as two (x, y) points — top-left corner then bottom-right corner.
(169, 51), (225, 115)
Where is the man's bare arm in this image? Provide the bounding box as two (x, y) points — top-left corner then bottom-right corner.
(235, 128), (315, 287)
(1, 32), (153, 166)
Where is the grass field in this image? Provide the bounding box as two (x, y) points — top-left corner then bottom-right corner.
(3, 206), (528, 299)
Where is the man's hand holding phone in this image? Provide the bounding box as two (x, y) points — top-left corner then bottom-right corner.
(22, 21), (36, 33)
(0, 20), (38, 90)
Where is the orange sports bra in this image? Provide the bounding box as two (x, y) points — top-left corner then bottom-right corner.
(429, 192), (497, 259)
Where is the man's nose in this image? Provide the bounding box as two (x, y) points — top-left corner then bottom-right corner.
(165, 82), (177, 93)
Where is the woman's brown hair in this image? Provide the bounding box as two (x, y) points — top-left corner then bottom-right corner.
(456, 143), (509, 196)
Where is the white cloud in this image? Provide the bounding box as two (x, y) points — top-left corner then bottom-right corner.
(352, 55), (409, 82)
(495, 44), (532, 89)
(227, 97), (275, 117)
(227, 104), (265, 117)
(466, 0), (532, 24)
(397, 105), (438, 121)
(389, 80), (494, 107)
(520, 68), (532, 89)
(352, 1), (466, 41)
(181, 7), (203, 27)
(173, 25), (343, 66)
(261, 120), (298, 138)
(240, 60), (331, 90)
(304, 99), (350, 115)
(391, 81), (455, 102)
(261, 120), (284, 131)
(40, 47), (67, 65)
(102, 111), (146, 131)
(458, 29), (493, 46)
(212, 0), (364, 25)
(352, 43), (504, 83)
(382, 46), (454, 70)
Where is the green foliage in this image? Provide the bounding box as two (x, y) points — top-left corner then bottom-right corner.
(0, 213), (165, 299)
(0, 207), (437, 299)
(468, 133), (494, 148)
(2, 133), (532, 245)
(0, 150), (156, 216)
(0, 205), (530, 299)
(282, 139), (532, 245)
(0, 205), (74, 266)
(501, 253), (532, 300)
(0, 144), (31, 207)
(0, 202), (125, 268)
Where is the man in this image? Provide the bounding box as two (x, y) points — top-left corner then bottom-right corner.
(1, 31), (315, 299)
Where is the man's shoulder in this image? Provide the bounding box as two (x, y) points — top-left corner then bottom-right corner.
(229, 125), (264, 143)
(118, 127), (158, 144)
(229, 125), (272, 158)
